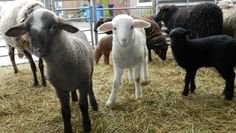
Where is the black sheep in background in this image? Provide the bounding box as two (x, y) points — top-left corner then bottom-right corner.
(169, 27), (236, 100)
(155, 3), (223, 38)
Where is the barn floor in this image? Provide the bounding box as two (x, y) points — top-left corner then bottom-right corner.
(0, 49), (236, 133)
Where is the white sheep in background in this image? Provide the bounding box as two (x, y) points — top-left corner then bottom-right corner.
(0, 0), (46, 87)
(98, 14), (150, 107)
(218, 0), (236, 38)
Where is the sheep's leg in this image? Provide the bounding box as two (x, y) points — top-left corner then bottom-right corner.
(71, 90), (78, 102)
(134, 64), (143, 99)
(56, 90), (72, 133)
(142, 57), (148, 84)
(78, 88), (91, 132)
(148, 48), (152, 62)
(128, 69), (134, 84)
(88, 79), (98, 111)
(182, 70), (191, 96)
(8, 46), (18, 73)
(106, 65), (123, 107)
(95, 51), (102, 64)
(38, 57), (46, 86)
(23, 50), (39, 87)
(104, 52), (110, 65)
(217, 68), (235, 100)
(190, 70), (197, 93)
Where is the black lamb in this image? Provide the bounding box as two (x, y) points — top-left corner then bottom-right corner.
(169, 27), (236, 100)
(155, 3), (223, 38)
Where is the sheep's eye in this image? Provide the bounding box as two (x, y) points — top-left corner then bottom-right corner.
(49, 25), (57, 35)
(130, 26), (133, 30)
(113, 27), (117, 30)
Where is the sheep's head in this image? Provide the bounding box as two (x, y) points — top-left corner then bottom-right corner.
(94, 17), (113, 34)
(169, 27), (191, 39)
(153, 37), (168, 61)
(97, 14), (150, 47)
(218, 0), (234, 9)
(155, 5), (178, 22)
(5, 9), (78, 58)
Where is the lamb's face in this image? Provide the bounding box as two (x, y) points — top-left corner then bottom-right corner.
(112, 15), (134, 47)
(5, 9), (78, 58)
(28, 9), (58, 57)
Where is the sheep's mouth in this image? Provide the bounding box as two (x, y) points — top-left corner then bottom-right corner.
(32, 48), (46, 58)
(118, 43), (129, 47)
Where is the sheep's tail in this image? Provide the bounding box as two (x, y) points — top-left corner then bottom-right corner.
(18, 51), (24, 59)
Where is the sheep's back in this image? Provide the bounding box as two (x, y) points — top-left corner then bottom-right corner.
(189, 3), (223, 37)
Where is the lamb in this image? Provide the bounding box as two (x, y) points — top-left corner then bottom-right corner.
(5, 9), (98, 133)
(169, 27), (236, 100)
(98, 14), (150, 107)
(218, 0), (236, 38)
(0, 0), (46, 87)
(94, 34), (112, 65)
(95, 16), (168, 62)
(155, 3), (223, 38)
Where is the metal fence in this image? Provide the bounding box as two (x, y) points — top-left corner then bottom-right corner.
(0, 0), (235, 66)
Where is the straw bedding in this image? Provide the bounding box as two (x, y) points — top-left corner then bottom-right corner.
(0, 49), (236, 133)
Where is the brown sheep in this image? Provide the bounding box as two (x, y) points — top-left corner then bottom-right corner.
(94, 34), (113, 65)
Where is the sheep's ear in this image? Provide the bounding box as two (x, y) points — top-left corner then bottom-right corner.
(58, 18), (79, 33)
(5, 23), (28, 37)
(97, 22), (113, 32)
(133, 19), (150, 28)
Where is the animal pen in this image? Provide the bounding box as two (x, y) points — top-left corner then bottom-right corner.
(1, 0), (236, 133)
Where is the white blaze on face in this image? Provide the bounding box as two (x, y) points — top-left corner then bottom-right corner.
(31, 9), (45, 32)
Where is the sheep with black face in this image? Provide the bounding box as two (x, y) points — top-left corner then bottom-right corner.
(169, 27), (236, 100)
(5, 9), (98, 133)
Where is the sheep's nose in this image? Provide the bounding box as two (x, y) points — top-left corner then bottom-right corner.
(37, 48), (42, 53)
(121, 38), (127, 43)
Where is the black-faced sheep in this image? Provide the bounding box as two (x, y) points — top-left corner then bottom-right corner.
(5, 9), (98, 133)
(95, 16), (168, 62)
(94, 34), (112, 65)
(169, 27), (236, 100)
(155, 3), (223, 38)
(218, 0), (236, 38)
(0, 0), (46, 87)
(98, 14), (150, 107)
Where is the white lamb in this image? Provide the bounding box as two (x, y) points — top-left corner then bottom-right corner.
(98, 14), (150, 107)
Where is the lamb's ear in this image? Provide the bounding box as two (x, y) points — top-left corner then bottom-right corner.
(5, 23), (28, 37)
(133, 19), (150, 28)
(97, 22), (113, 32)
(58, 18), (79, 33)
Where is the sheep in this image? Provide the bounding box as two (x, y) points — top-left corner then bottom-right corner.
(169, 27), (236, 100)
(134, 16), (168, 61)
(5, 9), (98, 133)
(218, 0), (236, 38)
(95, 16), (168, 62)
(155, 3), (223, 38)
(94, 34), (113, 65)
(97, 14), (150, 107)
(0, 0), (46, 87)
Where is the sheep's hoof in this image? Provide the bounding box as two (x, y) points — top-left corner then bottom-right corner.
(182, 91), (189, 96)
(135, 93), (143, 99)
(42, 82), (47, 87)
(106, 98), (116, 107)
(142, 80), (149, 85)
